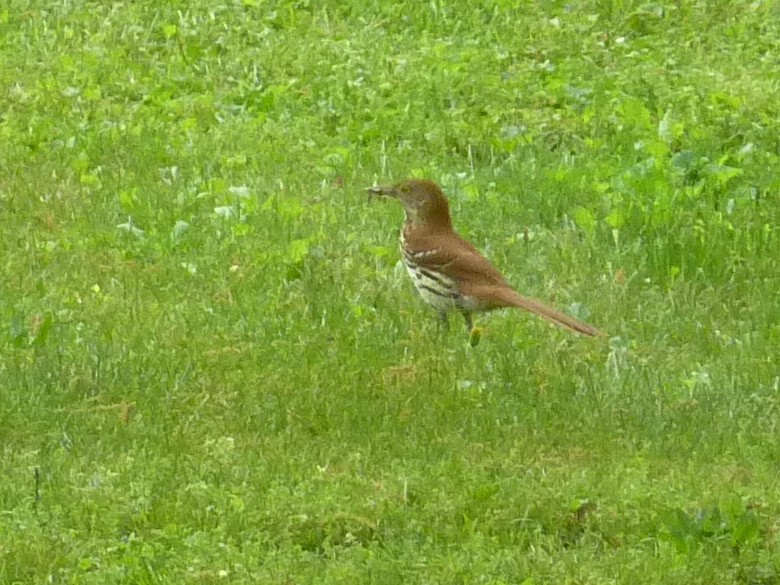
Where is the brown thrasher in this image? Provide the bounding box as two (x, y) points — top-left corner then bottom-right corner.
(368, 178), (602, 337)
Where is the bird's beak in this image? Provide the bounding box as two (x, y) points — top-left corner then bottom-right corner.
(366, 184), (397, 199)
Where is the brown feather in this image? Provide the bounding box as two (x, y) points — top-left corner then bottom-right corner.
(372, 178), (603, 337)
(406, 227), (603, 337)
(461, 284), (603, 337)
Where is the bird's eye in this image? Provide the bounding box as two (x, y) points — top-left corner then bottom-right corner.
(400, 184), (411, 194)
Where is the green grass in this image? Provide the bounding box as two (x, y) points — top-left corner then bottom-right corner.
(3, 0), (780, 583)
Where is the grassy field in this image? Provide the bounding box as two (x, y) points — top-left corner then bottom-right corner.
(2, 1), (780, 583)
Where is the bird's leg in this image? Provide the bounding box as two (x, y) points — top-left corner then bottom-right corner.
(438, 310), (450, 331)
(462, 311), (482, 346)
(461, 311), (474, 332)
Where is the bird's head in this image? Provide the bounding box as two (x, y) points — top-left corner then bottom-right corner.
(367, 178), (452, 228)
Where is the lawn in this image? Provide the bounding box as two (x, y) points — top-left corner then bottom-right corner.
(2, 1), (780, 583)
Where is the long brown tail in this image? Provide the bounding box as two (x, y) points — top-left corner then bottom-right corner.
(510, 293), (603, 337)
(474, 285), (604, 337)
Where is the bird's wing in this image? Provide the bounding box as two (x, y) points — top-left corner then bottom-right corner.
(403, 231), (509, 287)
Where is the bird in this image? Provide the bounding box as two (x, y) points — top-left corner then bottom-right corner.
(367, 178), (602, 337)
